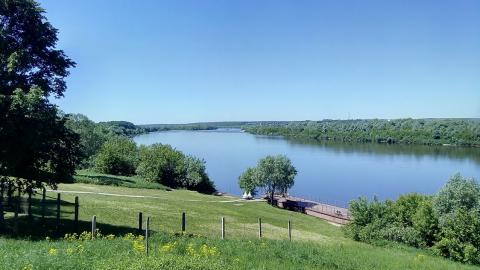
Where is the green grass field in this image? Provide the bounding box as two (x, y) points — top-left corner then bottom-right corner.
(0, 177), (478, 269)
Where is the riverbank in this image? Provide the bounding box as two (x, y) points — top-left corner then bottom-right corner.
(242, 118), (480, 147)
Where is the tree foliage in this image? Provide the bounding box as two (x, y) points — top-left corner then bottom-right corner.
(238, 155), (297, 204)
(93, 137), (138, 176)
(238, 167), (258, 195)
(65, 114), (113, 167)
(243, 119), (480, 147)
(136, 144), (215, 193)
(433, 173), (480, 218)
(0, 0), (80, 188)
(346, 174), (480, 265)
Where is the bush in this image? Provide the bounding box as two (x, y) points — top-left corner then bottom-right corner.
(347, 174), (480, 265)
(433, 209), (480, 264)
(136, 144), (215, 193)
(136, 144), (185, 187)
(93, 137), (138, 176)
(413, 200), (439, 246)
(392, 193), (427, 227)
(380, 225), (423, 247)
(182, 156), (216, 194)
(345, 197), (393, 242)
(433, 173), (480, 218)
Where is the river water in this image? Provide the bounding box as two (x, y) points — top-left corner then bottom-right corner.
(134, 129), (480, 207)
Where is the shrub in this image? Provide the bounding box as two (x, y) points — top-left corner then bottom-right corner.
(433, 173), (480, 219)
(345, 197), (393, 242)
(433, 209), (480, 264)
(182, 156), (216, 193)
(136, 144), (215, 193)
(136, 144), (185, 187)
(93, 137), (138, 176)
(412, 200), (439, 246)
(392, 193), (427, 227)
(347, 174), (480, 265)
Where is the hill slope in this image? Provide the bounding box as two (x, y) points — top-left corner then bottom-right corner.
(1, 183), (478, 269)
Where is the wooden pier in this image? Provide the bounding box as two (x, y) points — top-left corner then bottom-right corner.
(273, 196), (350, 225)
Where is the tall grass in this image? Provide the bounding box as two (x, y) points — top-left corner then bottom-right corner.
(1, 231), (476, 270)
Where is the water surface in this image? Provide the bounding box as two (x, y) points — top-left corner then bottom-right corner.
(134, 129), (480, 207)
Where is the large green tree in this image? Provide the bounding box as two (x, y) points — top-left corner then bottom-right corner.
(0, 0), (80, 189)
(238, 167), (258, 195)
(94, 137), (138, 176)
(136, 144), (185, 187)
(253, 155), (297, 205)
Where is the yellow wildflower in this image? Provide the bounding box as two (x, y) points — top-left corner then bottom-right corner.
(64, 233), (78, 241)
(76, 244), (84, 253)
(132, 240), (145, 252)
(123, 233), (135, 240)
(186, 243), (196, 256)
(200, 244), (218, 256)
(104, 234), (115, 240)
(22, 264), (33, 270)
(160, 241), (176, 253)
(48, 248), (57, 255)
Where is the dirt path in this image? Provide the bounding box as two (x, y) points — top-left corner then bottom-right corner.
(47, 189), (264, 203)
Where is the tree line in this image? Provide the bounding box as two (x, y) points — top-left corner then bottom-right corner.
(243, 119), (480, 147)
(65, 114), (216, 193)
(347, 174), (480, 265)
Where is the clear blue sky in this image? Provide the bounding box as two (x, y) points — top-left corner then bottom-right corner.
(40, 0), (480, 124)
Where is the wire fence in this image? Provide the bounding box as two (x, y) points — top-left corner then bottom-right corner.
(0, 186), (296, 242)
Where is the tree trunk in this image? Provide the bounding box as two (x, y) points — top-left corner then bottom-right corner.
(270, 184), (275, 206)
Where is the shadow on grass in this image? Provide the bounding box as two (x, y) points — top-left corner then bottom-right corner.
(1, 196), (140, 240)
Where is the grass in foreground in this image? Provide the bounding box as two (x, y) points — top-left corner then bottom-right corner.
(1, 178), (478, 269)
(1, 231), (478, 270)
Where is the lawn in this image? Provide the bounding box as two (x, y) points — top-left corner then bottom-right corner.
(0, 180), (478, 269)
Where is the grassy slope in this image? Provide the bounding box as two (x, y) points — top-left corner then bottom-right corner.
(1, 181), (478, 269)
(74, 170), (168, 190)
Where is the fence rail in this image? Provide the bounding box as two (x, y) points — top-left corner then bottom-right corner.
(0, 186), (298, 243)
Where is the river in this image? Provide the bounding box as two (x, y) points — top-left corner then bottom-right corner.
(133, 129), (480, 207)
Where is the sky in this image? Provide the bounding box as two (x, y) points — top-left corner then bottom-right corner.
(40, 0), (480, 124)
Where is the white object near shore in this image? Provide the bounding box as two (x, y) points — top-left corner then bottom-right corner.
(242, 191), (253, 200)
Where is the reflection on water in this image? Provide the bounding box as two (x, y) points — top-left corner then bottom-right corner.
(134, 129), (480, 207)
(256, 136), (480, 165)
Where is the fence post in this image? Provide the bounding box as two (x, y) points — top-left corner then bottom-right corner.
(13, 187), (20, 235)
(91, 215), (97, 239)
(7, 183), (12, 208)
(181, 212), (186, 233)
(221, 216), (225, 240)
(138, 212), (143, 234)
(74, 196), (79, 233)
(145, 216), (150, 255)
(258, 218), (262, 239)
(288, 220), (292, 241)
(56, 193), (61, 232)
(0, 179), (4, 231)
(27, 188), (32, 219)
(41, 188), (46, 225)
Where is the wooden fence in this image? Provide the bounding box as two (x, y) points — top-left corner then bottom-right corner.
(0, 186), (295, 248)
